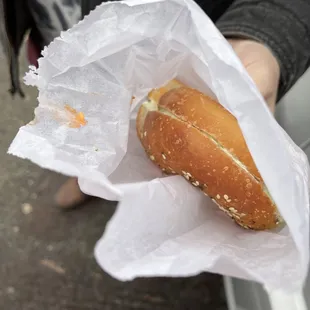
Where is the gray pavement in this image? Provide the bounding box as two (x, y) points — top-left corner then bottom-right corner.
(0, 52), (227, 310)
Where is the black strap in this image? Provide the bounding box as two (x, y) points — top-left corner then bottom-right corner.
(3, 0), (34, 98)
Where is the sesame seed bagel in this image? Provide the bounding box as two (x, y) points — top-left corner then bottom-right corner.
(136, 80), (283, 230)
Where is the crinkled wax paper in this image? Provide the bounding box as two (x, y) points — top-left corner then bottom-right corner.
(9, 0), (310, 292)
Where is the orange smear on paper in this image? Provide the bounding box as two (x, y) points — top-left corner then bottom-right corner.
(64, 104), (87, 128)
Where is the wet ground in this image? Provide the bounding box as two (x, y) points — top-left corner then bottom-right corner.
(0, 52), (227, 309)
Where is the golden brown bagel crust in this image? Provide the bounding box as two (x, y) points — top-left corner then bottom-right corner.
(136, 80), (282, 230)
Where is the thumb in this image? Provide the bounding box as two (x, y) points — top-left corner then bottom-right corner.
(228, 39), (280, 114)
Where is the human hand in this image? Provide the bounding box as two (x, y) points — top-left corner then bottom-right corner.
(227, 39), (280, 114)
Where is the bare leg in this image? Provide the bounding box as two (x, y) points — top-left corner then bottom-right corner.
(54, 177), (90, 209)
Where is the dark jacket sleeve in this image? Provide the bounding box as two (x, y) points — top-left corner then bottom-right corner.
(81, 0), (117, 16)
(216, 0), (310, 100)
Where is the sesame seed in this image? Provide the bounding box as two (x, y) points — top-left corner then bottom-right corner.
(182, 171), (192, 179)
(217, 204), (234, 218)
(144, 131), (147, 137)
(229, 207), (238, 213)
(216, 194), (220, 199)
(192, 181), (200, 187)
(150, 155), (155, 161)
(162, 154), (166, 160)
(224, 194), (229, 200)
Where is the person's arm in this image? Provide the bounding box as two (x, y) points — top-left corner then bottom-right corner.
(81, 0), (113, 17)
(216, 0), (310, 100)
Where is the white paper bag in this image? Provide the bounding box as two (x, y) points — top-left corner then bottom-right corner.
(9, 0), (310, 292)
